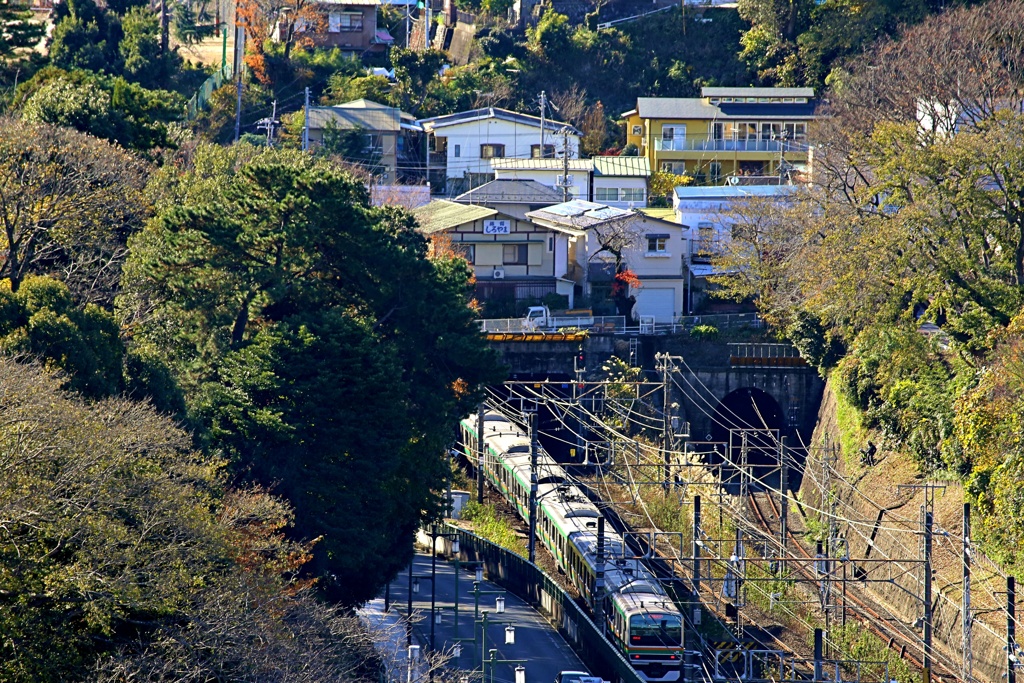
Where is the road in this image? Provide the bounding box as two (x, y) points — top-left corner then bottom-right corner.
(379, 552), (587, 683)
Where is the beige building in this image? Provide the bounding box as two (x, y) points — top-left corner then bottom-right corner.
(305, 99), (421, 185)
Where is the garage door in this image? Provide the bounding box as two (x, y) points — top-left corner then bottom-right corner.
(634, 288), (676, 323)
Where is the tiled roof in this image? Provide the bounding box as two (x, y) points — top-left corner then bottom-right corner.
(307, 105), (401, 132)
(455, 179), (564, 204)
(412, 200), (497, 234)
(593, 156), (650, 177)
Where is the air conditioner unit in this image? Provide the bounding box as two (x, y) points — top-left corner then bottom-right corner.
(493, 268), (505, 279)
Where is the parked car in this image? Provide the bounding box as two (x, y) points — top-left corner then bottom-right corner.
(555, 671), (604, 683)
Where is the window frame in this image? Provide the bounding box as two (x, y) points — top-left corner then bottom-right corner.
(595, 187), (619, 202)
(646, 234), (669, 254)
(480, 143), (506, 159)
(502, 243), (528, 265)
(530, 143), (555, 159)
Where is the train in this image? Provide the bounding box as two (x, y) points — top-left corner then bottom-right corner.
(459, 409), (684, 683)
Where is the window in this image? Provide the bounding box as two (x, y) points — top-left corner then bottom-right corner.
(503, 244), (528, 265)
(621, 187), (645, 202)
(480, 143), (505, 159)
(453, 144), (461, 158)
(709, 162), (722, 181)
(661, 124), (686, 140)
(660, 161), (686, 174)
(556, 174), (575, 187)
(709, 98), (720, 104)
(337, 11), (362, 30)
(547, 235), (554, 253)
(631, 125), (643, 136)
(697, 222), (714, 251)
(328, 11), (341, 32)
(531, 144), (555, 158)
(784, 122), (807, 141)
(457, 243), (475, 263)
(647, 234), (669, 253)
(595, 187), (619, 202)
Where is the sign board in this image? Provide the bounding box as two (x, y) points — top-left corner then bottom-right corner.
(483, 220), (511, 235)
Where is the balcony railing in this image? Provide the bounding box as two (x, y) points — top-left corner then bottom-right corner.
(653, 137), (809, 153)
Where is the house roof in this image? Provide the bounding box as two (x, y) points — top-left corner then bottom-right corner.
(638, 207), (679, 222)
(455, 179), (564, 204)
(336, 98), (417, 123)
(307, 102), (409, 132)
(629, 97), (817, 121)
(701, 87), (815, 98)
(526, 200), (636, 229)
(412, 200), (497, 234)
(593, 156), (650, 177)
(490, 158), (593, 172)
(418, 107), (581, 135)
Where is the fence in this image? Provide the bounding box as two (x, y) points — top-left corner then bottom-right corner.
(186, 63), (234, 121)
(449, 526), (645, 683)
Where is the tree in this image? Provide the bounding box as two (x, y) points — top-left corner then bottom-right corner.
(0, 0), (44, 61)
(119, 5), (180, 89)
(0, 356), (411, 682)
(120, 146), (501, 604)
(0, 118), (150, 303)
(47, 0), (122, 73)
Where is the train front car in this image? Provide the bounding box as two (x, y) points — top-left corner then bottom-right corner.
(612, 590), (684, 682)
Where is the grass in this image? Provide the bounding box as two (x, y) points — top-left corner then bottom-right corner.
(459, 501), (527, 558)
(834, 389), (869, 469)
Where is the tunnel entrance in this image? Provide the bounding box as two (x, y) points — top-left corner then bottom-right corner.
(707, 387), (788, 491)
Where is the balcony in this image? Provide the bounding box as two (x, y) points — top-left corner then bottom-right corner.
(653, 137), (809, 153)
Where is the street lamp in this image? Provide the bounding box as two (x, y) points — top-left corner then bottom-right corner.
(477, 611), (525, 683)
(407, 644), (421, 683)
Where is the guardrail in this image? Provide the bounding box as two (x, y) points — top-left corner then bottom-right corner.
(477, 313), (763, 336)
(445, 525), (645, 683)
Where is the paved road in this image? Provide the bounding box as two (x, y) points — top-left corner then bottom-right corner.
(378, 552), (587, 683)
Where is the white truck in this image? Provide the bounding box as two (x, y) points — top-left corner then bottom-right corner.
(522, 306), (595, 331)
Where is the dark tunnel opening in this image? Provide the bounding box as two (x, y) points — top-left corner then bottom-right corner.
(708, 387), (792, 491)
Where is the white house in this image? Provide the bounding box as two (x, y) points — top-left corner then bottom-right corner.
(526, 200), (689, 323)
(592, 157), (649, 209)
(418, 107), (580, 197)
(490, 158), (593, 202)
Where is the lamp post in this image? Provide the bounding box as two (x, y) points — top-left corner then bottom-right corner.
(477, 610), (525, 683)
(407, 644), (421, 683)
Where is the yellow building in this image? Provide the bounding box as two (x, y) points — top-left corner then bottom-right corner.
(621, 87), (817, 184)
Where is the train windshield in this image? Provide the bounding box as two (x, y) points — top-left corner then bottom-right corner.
(629, 613), (682, 647)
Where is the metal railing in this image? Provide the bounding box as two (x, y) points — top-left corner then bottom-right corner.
(680, 313), (763, 330)
(653, 138), (810, 153)
(449, 526), (645, 683)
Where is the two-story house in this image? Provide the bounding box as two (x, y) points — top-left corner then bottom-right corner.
(303, 0), (411, 54)
(412, 199), (583, 312)
(621, 87), (818, 184)
(418, 107), (580, 196)
(489, 158), (593, 202)
(526, 200), (690, 323)
(454, 178), (565, 220)
(305, 99), (422, 184)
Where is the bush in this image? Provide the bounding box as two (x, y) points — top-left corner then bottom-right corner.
(689, 324), (719, 341)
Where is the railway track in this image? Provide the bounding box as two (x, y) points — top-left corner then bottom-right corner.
(747, 490), (959, 681)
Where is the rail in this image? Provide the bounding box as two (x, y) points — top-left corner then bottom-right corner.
(477, 313), (764, 336)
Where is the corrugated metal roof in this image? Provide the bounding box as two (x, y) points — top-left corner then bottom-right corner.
(593, 156), (649, 177)
(701, 86), (815, 98)
(307, 105), (400, 132)
(490, 158), (593, 172)
(455, 179), (564, 204)
(526, 200), (635, 229)
(336, 98), (417, 123)
(418, 107), (581, 135)
(412, 200), (497, 234)
(636, 98), (720, 120)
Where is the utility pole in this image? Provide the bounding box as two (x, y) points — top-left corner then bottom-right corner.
(302, 86), (310, 152)
(963, 502), (972, 683)
(476, 404), (485, 504)
(424, 0), (432, 49)
(659, 354), (672, 493)
(528, 412), (538, 564)
(692, 494), (701, 595)
(560, 128), (571, 202)
(924, 507), (933, 682)
(595, 516), (606, 633)
(233, 21), (245, 143)
(1009, 575), (1017, 683)
(538, 91), (546, 159)
(780, 436), (789, 552)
